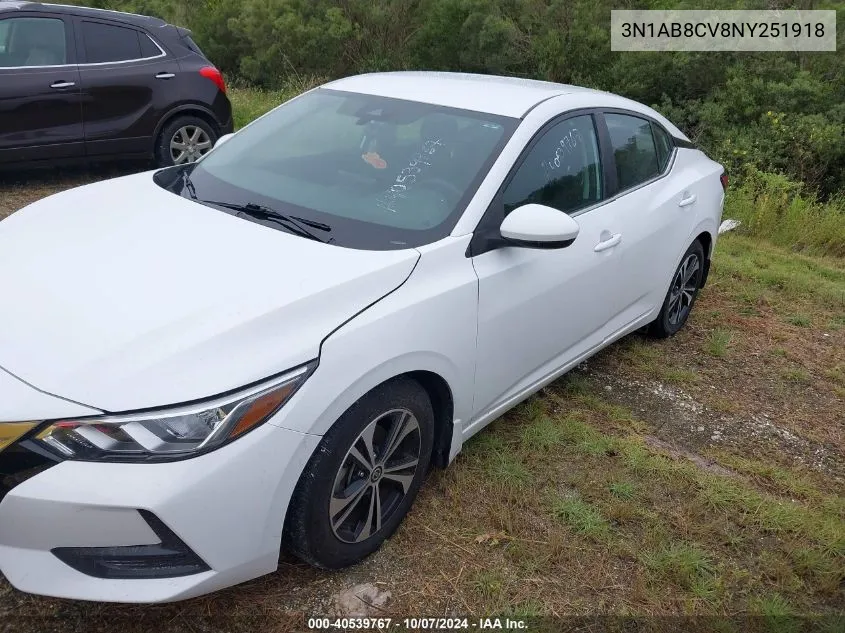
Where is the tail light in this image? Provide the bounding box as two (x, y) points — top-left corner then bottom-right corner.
(199, 66), (226, 94)
(720, 172), (728, 191)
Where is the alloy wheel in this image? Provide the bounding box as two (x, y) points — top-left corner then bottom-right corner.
(170, 126), (213, 164)
(329, 408), (421, 544)
(667, 253), (702, 326)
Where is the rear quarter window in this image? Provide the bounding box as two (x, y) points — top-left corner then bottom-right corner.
(651, 123), (674, 172)
(181, 35), (205, 56)
(139, 33), (161, 58)
(82, 21), (142, 63)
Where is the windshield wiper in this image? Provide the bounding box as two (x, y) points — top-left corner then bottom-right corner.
(181, 168), (198, 200)
(199, 200), (333, 244)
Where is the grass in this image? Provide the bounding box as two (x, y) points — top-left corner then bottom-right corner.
(519, 415), (567, 451)
(608, 481), (636, 500)
(780, 367), (810, 384)
(228, 85), (299, 129)
(480, 451), (531, 488)
(706, 328), (732, 357)
(550, 495), (610, 539)
(228, 77), (327, 129)
(661, 367), (700, 385)
(641, 542), (714, 589)
(725, 167), (845, 258)
(786, 314), (812, 328)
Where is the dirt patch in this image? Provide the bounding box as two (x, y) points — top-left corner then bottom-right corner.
(584, 364), (844, 480)
(642, 435), (739, 478)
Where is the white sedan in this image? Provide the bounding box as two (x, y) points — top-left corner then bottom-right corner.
(0, 72), (724, 602)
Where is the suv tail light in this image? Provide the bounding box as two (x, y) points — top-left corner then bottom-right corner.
(199, 66), (226, 94)
(720, 172), (728, 191)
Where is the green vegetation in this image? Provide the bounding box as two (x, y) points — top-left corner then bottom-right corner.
(550, 495), (610, 539)
(641, 542), (715, 590)
(706, 328), (732, 358)
(69, 1), (844, 215)
(608, 481), (636, 500)
(724, 168), (845, 257)
(228, 85), (297, 129)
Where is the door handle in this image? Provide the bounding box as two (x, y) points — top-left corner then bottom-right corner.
(155, 72), (175, 79)
(594, 233), (622, 252)
(50, 81), (75, 89)
(678, 193), (697, 207)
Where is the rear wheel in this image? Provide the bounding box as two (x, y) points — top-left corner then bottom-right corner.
(285, 378), (433, 569)
(155, 115), (217, 167)
(649, 240), (705, 338)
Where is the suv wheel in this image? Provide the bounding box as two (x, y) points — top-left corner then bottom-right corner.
(155, 115), (217, 167)
(285, 378), (434, 569)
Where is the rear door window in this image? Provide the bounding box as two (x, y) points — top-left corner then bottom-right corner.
(81, 20), (142, 63)
(605, 113), (660, 191)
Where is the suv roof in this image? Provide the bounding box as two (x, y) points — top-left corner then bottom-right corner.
(0, 1), (167, 28)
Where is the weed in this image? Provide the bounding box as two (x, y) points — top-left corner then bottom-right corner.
(706, 329), (732, 357)
(751, 593), (802, 633)
(562, 372), (592, 396)
(642, 542), (714, 589)
(550, 494), (609, 539)
(519, 416), (566, 451)
(514, 397), (545, 421)
(786, 314), (811, 327)
(661, 368), (700, 384)
(471, 570), (505, 602)
(608, 481), (636, 500)
(483, 452), (531, 488)
(780, 367), (811, 384)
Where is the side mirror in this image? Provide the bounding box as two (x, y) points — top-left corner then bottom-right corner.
(499, 204), (580, 249)
(214, 133), (235, 149)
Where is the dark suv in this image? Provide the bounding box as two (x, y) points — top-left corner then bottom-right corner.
(0, 1), (233, 168)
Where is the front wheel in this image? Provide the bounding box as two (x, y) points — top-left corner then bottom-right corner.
(649, 240), (705, 338)
(285, 378), (434, 569)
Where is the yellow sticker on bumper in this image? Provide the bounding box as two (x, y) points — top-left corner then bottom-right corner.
(0, 422), (38, 453)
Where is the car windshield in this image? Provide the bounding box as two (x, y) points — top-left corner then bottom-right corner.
(161, 89), (517, 250)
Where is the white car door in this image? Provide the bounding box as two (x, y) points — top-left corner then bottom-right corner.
(600, 112), (700, 330)
(467, 113), (628, 427)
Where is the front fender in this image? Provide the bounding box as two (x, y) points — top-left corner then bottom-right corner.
(268, 236), (478, 456)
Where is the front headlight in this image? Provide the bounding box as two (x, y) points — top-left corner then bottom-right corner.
(32, 364), (314, 462)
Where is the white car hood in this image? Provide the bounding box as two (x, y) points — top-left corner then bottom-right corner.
(0, 172), (419, 412)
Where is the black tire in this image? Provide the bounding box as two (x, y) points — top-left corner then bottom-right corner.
(154, 115), (218, 167)
(285, 378), (434, 569)
(649, 240), (706, 338)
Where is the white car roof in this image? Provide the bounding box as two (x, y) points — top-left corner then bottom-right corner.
(324, 72), (689, 140)
(325, 72), (602, 118)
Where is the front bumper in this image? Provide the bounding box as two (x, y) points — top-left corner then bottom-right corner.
(0, 422), (319, 602)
